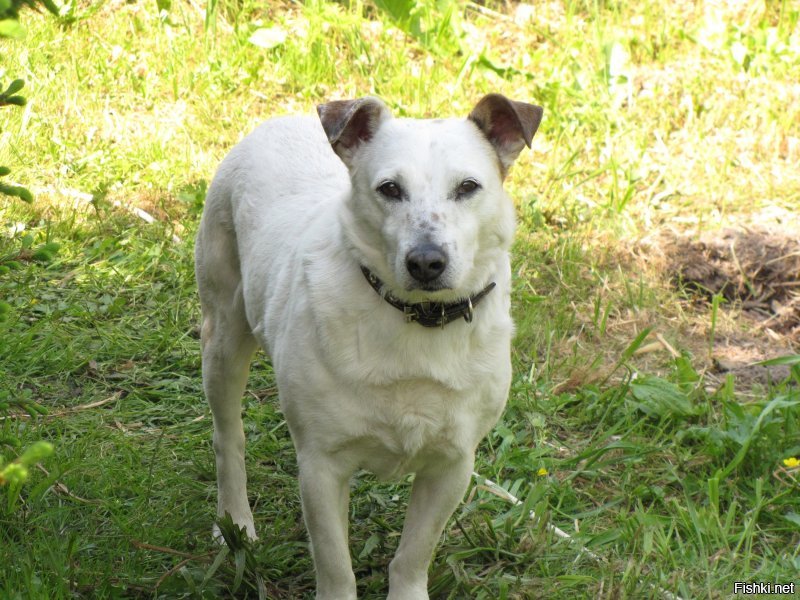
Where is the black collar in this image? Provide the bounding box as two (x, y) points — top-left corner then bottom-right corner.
(360, 266), (496, 328)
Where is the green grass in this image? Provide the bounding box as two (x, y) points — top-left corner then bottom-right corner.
(2, 0), (800, 597)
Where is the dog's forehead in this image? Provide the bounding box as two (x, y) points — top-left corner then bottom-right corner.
(364, 117), (498, 179)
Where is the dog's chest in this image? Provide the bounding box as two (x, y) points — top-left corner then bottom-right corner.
(352, 378), (474, 479)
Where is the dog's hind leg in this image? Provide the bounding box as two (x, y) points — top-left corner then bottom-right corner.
(196, 211), (258, 541)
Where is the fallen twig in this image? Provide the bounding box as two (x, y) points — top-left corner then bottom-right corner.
(36, 464), (98, 504)
(0, 392), (121, 421)
(131, 539), (205, 559)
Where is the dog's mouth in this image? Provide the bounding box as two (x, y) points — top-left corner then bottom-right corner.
(364, 265), (459, 302)
(401, 274), (463, 300)
(407, 281), (450, 293)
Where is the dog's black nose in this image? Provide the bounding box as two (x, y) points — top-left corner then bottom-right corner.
(406, 244), (447, 283)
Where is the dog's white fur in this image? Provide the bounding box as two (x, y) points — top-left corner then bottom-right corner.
(195, 95), (542, 599)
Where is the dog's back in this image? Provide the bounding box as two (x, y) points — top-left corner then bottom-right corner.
(196, 116), (350, 345)
(199, 115), (348, 263)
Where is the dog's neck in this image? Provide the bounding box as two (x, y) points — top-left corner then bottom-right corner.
(359, 266), (496, 329)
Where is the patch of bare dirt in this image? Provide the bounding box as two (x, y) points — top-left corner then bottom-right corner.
(630, 211), (799, 390)
(709, 334), (793, 387)
(673, 228), (800, 336)
(650, 223), (800, 338)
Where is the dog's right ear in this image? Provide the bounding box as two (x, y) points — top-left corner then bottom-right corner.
(317, 97), (391, 166)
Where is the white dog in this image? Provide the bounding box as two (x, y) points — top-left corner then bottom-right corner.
(195, 94), (542, 599)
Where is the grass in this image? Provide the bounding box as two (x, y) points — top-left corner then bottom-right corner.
(1, 0), (799, 597)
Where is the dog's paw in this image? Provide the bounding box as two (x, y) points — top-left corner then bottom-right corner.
(212, 513), (257, 545)
(386, 590), (428, 600)
(386, 581), (429, 600)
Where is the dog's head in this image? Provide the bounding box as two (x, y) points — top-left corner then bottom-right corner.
(318, 95), (543, 303)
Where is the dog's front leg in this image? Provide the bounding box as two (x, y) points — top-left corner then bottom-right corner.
(387, 456), (474, 600)
(297, 452), (357, 600)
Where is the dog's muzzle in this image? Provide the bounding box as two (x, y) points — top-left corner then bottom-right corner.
(360, 266), (496, 328)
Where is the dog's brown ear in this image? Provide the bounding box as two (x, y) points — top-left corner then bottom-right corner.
(317, 97), (391, 165)
(468, 94), (543, 177)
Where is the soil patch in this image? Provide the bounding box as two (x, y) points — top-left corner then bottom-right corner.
(709, 332), (793, 388)
(660, 227), (800, 338)
(631, 215), (799, 389)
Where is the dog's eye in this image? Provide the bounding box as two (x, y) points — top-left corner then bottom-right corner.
(456, 179), (480, 198)
(377, 181), (403, 200)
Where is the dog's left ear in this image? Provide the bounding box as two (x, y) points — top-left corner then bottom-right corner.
(468, 94), (543, 177)
(317, 97), (391, 166)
